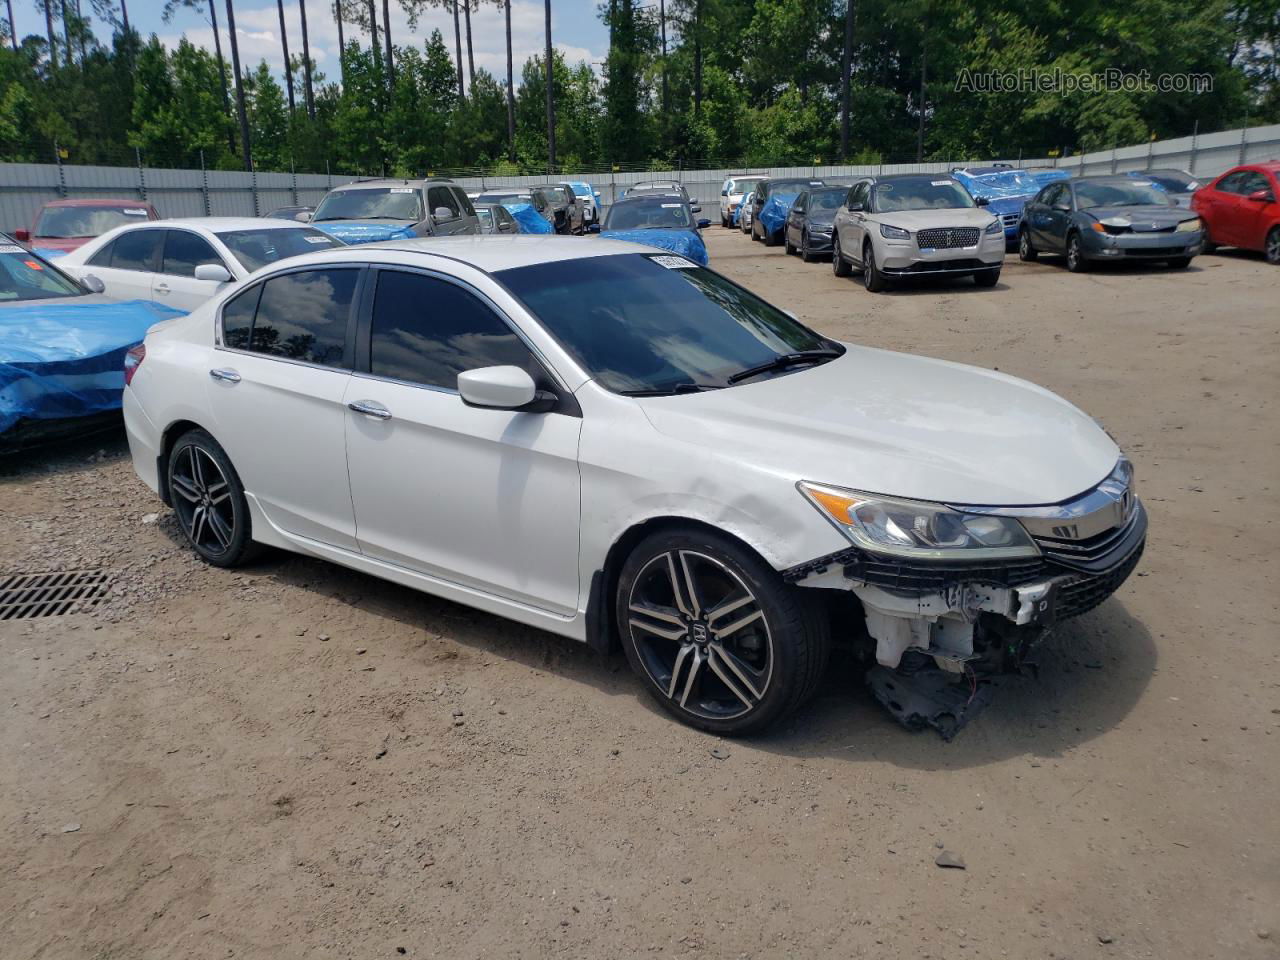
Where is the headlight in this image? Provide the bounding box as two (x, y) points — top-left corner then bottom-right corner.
(798, 482), (1039, 560)
(880, 223), (910, 240)
(1176, 217), (1201, 232)
(984, 219), (1003, 235)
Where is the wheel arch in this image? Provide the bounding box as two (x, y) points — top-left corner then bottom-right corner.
(584, 515), (780, 656)
(156, 418), (214, 506)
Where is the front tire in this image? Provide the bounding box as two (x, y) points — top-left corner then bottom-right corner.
(1066, 233), (1088, 272)
(763, 226), (778, 247)
(801, 231), (817, 262)
(832, 233), (852, 277)
(167, 429), (259, 568)
(862, 241), (888, 292)
(1266, 226), (1280, 265)
(784, 232), (796, 255)
(616, 528), (830, 735)
(1018, 228), (1038, 262)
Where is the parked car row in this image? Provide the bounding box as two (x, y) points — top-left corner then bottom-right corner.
(719, 160), (1280, 291)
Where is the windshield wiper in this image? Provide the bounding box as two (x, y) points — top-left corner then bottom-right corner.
(727, 349), (844, 384)
(619, 382), (723, 397)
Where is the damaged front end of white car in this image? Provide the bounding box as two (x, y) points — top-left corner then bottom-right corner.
(784, 458), (1145, 738)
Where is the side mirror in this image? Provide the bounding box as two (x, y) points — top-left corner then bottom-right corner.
(975, 196), (990, 206)
(13, 228), (30, 242)
(1247, 189), (1273, 203)
(81, 273), (106, 293)
(587, 223), (601, 233)
(697, 218), (711, 229)
(194, 263), (233, 283)
(458, 365), (548, 412)
(433, 206), (454, 220)
(297, 211), (313, 222)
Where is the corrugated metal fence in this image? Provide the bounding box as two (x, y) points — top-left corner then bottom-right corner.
(2, 124), (1277, 232)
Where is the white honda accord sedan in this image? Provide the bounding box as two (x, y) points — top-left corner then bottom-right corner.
(121, 236), (1145, 734)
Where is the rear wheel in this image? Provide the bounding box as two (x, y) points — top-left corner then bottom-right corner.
(832, 233), (852, 277)
(1266, 226), (1280, 265)
(617, 528), (829, 735)
(1018, 228), (1038, 262)
(862, 241), (888, 292)
(1066, 233), (1088, 272)
(167, 429), (259, 568)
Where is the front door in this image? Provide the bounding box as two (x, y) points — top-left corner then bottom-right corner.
(83, 226), (164, 301)
(207, 266), (362, 550)
(344, 267), (582, 615)
(154, 229), (234, 311)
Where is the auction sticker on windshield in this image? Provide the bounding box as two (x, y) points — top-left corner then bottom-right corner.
(650, 255), (695, 269)
(123, 208), (148, 215)
(391, 188), (414, 193)
(931, 180), (951, 186)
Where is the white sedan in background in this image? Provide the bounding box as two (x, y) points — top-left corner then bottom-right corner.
(58, 217), (345, 311)
(121, 236), (1145, 735)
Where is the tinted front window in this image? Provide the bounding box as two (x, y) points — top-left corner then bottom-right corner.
(497, 254), (836, 394)
(247, 269), (357, 367)
(313, 187), (422, 222)
(369, 271), (531, 389)
(0, 249), (82, 300)
(872, 178), (975, 212)
(162, 230), (224, 277)
(216, 228), (342, 272)
(110, 229), (163, 271)
(35, 205), (150, 238)
(427, 186), (460, 219)
(1075, 181), (1171, 208)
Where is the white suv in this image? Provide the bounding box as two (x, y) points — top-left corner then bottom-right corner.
(121, 236), (1144, 735)
(720, 174), (766, 228)
(831, 174), (1006, 291)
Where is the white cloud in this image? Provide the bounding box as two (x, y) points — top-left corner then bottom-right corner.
(152, 1), (604, 91)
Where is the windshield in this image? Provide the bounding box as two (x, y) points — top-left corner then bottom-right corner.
(604, 202), (691, 231)
(808, 189), (846, 211)
(765, 180), (823, 198)
(728, 178), (763, 195)
(34, 205), (150, 238)
(1075, 181), (1172, 208)
(1142, 170), (1198, 192)
(873, 178), (975, 212)
(496, 254), (838, 394)
(215, 228), (344, 272)
(313, 187), (422, 222)
(0, 247), (83, 300)
(477, 193), (529, 205)
(475, 208), (493, 225)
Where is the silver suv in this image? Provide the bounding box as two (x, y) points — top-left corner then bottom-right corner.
(310, 178), (481, 244)
(831, 174), (1005, 291)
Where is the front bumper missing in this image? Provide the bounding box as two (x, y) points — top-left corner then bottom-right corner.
(784, 499), (1147, 736)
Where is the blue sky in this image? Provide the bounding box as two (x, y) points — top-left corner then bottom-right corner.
(13, 1), (610, 88)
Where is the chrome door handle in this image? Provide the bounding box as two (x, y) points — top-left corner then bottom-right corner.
(155, 282), (170, 292)
(348, 399), (392, 420)
(208, 368), (241, 383)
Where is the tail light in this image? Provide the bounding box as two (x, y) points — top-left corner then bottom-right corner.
(124, 343), (145, 386)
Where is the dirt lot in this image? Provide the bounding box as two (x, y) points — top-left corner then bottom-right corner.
(2, 230), (1278, 960)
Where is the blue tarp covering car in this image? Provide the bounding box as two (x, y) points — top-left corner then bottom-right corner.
(1, 243), (183, 446)
(599, 195), (710, 266)
(312, 221), (417, 245)
(756, 192), (802, 240)
(504, 202), (555, 234)
(952, 167), (1043, 244)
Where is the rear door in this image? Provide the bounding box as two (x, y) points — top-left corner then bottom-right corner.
(84, 227), (164, 301)
(344, 267), (582, 614)
(208, 266), (363, 550)
(154, 229), (234, 311)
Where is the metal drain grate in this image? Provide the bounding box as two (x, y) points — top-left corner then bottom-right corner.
(0, 570), (112, 621)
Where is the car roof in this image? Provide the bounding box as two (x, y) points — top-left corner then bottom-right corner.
(40, 198), (154, 208)
(151, 216), (317, 231)
(273, 235), (645, 274)
(612, 192), (686, 204)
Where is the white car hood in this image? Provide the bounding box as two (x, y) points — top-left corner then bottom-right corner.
(872, 207), (997, 230)
(636, 347), (1119, 506)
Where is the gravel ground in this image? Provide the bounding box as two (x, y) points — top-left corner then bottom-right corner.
(2, 231), (1278, 960)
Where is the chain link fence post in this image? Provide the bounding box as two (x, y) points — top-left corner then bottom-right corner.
(135, 147), (147, 202)
(200, 149), (212, 216)
(291, 157), (298, 205)
(250, 158), (260, 217)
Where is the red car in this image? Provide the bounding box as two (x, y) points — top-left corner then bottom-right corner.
(1191, 162), (1280, 264)
(13, 198), (160, 255)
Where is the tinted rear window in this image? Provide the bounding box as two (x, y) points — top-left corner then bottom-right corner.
(240, 269), (358, 367)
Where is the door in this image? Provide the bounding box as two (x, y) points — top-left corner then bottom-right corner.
(83, 227), (164, 300)
(1203, 172), (1248, 245)
(344, 268), (583, 615)
(842, 181), (871, 260)
(154, 229), (234, 311)
(787, 192), (808, 247)
(1233, 171), (1275, 249)
(208, 267), (362, 550)
(1037, 184), (1072, 251)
